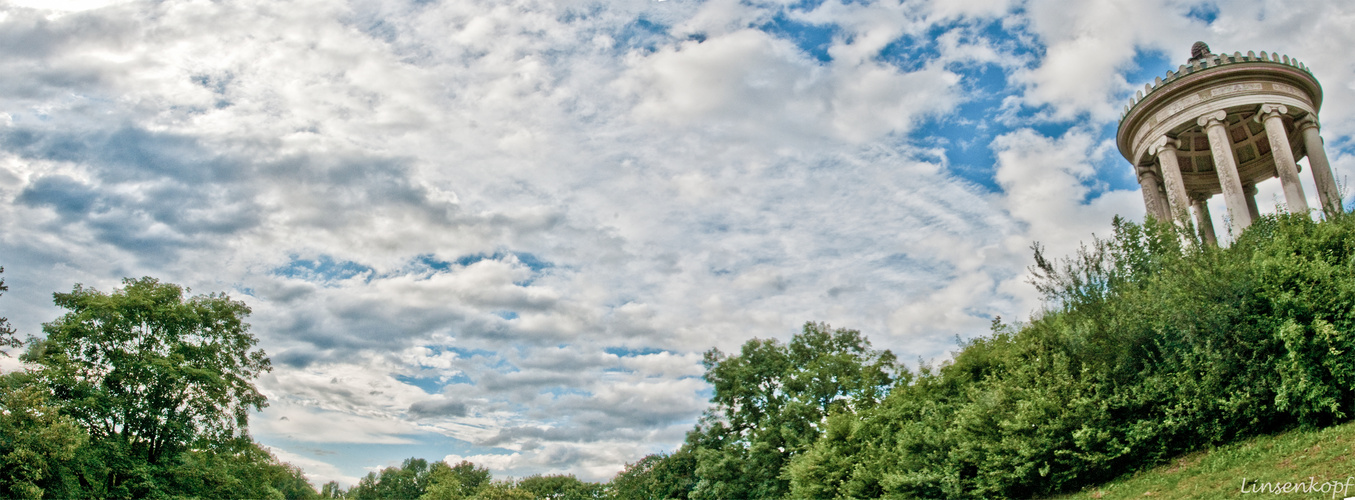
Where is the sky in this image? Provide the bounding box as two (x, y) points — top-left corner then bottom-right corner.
(2, 0), (1354, 486)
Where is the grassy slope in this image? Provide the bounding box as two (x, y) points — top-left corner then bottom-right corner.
(1055, 421), (1355, 499)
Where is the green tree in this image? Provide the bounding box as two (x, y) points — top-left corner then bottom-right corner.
(420, 461), (466, 500)
(607, 449), (696, 500)
(25, 277), (273, 497)
(349, 457), (436, 499)
(447, 460), (492, 496)
(472, 481), (532, 500)
(517, 474), (603, 499)
(0, 267), (21, 356)
(686, 322), (897, 500)
(0, 372), (89, 499)
(351, 472), (380, 499)
(416, 459), (494, 500)
(320, 480), (345, 498)
(166, 438), (318, 499)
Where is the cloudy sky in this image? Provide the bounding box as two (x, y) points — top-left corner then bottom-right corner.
(3, 0), (1354, 486)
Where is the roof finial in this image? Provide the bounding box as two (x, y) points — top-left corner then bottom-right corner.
(1189, 41), (1212, 62)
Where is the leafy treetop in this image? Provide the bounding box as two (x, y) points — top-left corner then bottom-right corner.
(27, 277), (271, 467)
(0, 267), (20, 356)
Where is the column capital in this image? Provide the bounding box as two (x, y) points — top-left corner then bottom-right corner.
(1296, 114), (1320, 133)
(1137, 169), (1160, 181)
(1190, 191), (1211, 203)
(1196, 110), (1228, 128)
(1254, 103), (1289, 122)
(1244, 184), (1258, 196)
(1150, 136), (1180, 156)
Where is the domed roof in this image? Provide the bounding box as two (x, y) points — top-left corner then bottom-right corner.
(1114, 46), (1322, 166)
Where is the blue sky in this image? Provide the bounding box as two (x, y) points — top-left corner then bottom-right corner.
(2, 0), (1354, 485)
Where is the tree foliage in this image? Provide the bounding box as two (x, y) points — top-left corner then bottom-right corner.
(608, 450), (696, 500)
(0, 372), (88, 499)
(350, 458), (434, 500)
(685, 322), (897, 500)
(164, 438), (319, 499)
(2, 276), (307, 498)
(0, 267), (21, 356)
(336, 457), (544, 500)
(30, 277), (271, 469)
(516, 474), (604, 500)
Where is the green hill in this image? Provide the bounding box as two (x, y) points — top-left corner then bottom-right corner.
(1057, 420), (1355, 499)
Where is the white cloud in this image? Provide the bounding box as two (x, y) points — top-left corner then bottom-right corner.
(268, 446), (361, 487)
(928, 0), (1014, 20)
(993, 128), (1140, 245)
(6, 0), (132, 12)
(671, 0), (767, 38)
(254, 403), (423, 445)
(444, 453), (525, 474)
(1010, 0), (1199, 120)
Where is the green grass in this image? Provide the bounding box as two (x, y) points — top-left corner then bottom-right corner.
(1055, 421), (1355, 499)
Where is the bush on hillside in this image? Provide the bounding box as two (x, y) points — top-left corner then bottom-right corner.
(782, 213), (1355, 499)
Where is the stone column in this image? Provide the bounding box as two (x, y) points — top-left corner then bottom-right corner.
(1297, 116), (1341, 215)
(1138, 170), (1169, 221)
(1192, 195), (1218, 246)
(1152, 137), (1192, 225)
(1244, 184), (1261, 221)
(1256, 104), (1309, 214)
(1198, 110), (1252, 234)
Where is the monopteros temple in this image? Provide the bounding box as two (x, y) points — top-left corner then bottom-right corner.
(1117, 42), (1339, 244)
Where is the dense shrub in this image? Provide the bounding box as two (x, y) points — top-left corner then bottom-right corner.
(780, 213), (1355, 498)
